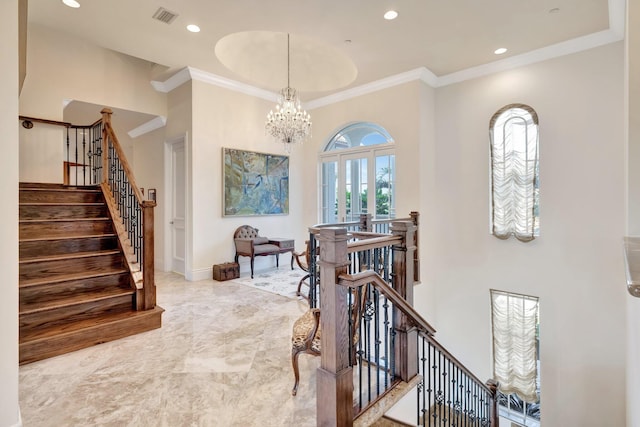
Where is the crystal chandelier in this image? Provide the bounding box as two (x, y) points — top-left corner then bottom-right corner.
(265, 34), (312, 152)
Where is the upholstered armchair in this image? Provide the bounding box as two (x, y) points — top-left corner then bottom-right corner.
(291, 288), (367, 396)
(233, 225), (281, 278)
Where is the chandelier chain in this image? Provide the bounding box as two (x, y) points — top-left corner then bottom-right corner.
(265, 33), (312, 152)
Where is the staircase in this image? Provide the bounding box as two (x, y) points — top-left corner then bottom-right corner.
(19, 182), (163, 364)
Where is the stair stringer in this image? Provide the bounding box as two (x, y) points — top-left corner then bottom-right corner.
(99, 183), (145, 307)
(355, 375), (422, 427)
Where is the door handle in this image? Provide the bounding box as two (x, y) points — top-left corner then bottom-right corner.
(170, 221), (174, 224)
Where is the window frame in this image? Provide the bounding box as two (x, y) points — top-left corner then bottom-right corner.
(319, 122), (395, 223)
(489, 103), (540, 241)
(490, 289), (541, 426)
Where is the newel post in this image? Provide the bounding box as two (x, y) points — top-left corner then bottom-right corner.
(391, 220), (418, 382)
(141, 200), (156, 310)
(100, 108), (112, 185)
(317, 227), (353, 427)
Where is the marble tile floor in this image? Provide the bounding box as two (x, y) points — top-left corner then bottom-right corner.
(19, 270), (320, 427)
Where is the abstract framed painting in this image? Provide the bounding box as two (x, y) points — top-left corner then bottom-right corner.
(222, 147), (289, 216)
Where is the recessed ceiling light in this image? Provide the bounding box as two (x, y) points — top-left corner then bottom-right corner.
(494, 48), (508, 55)
(186, 24), (200, 33)
(384, 10), (398, 20)
(62, 0), (80, 8)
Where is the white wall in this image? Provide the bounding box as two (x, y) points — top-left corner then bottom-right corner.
(432, 43), (626, 426)
(19, 124), (63, 183)
(303, 82), (423, 224)
(0, 1), (21, 425)
(20, 24), (166, 121)
(626, 1), (640, 425)
(188, 81), (307, 279)
(132, 127), (166, 270)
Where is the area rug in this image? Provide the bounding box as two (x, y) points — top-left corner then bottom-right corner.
(231, 267), (308, 300)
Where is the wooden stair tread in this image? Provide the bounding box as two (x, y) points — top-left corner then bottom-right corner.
(20, 286), (135, 315)
(20, 217), (110, 223)
(20, 187), (101, 192)
(18, 182), (161, 365)
(20, 232), (117, 242)
(20, 249), (121, 264)
(20, 182), (98, 188)
(20, 202), (106, 206)
(19, 267), (129, 288)
(20, 306), (164, 344)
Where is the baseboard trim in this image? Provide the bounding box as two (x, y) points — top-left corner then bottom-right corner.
(189, 267), (211, 281)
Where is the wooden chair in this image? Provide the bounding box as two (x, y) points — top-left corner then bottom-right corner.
(233, 225), (281, 278)
(292, 240), (312, 301)
(290, 287), (367, 396)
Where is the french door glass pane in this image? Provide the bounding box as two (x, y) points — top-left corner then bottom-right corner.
(321, 161), (338, 223)
(375, 154), (395, 219)
(345, 157), (367, 222)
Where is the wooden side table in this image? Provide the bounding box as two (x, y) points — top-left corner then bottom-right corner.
(269, 238), (295, 269)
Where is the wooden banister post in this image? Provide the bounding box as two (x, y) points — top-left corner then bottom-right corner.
(358, 213), (372, 232)
(100, 108), (112, 185)
(142, 200), (156, 310)
(486, 379), (500, 427)
(317, 227), (353, 427)
(391, 220), (418, 382)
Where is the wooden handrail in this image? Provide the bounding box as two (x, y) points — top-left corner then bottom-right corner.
(338, 270), (436, 335)
(19, 115), (102, 129)
(347, 234), (402, 253)
(101, 111), (145, 204)
(338, 269), (495, 396)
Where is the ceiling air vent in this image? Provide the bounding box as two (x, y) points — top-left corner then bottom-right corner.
(152, 7), (179, 24)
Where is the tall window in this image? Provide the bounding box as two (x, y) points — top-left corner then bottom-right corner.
(489, 104), (539, 241)
(491, 290), (540, 426)
(320, 122), (395, 223)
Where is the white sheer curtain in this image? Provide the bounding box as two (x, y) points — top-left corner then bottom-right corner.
(491, 290), (539, 403)
(490, 104), (539, 241)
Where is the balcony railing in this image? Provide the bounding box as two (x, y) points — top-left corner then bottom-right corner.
(314, 219), (499, 426)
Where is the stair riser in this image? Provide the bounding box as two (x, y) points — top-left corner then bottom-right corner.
(20, 204), (108, 220)
(20, 295), (133, 334)
(19, 183), (98, 190)
(20, 272), (132, 306)
(19, 308), (163, 365)
(19, 236), (119, 258)
(20, 220), (113, 239)
(20, 253), (125, 281)
(20, 190), (103, 204)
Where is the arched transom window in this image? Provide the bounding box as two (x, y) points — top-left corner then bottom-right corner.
(489, 104), (539, 241)
(320, 122), (395, 223)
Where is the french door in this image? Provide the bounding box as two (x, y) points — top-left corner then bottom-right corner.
(320, 147), (395, 223)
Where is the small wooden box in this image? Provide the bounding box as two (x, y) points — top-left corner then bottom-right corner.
(212, 262), (240, 281)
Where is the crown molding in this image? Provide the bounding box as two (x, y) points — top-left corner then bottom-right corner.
(150, 67), (191, 93)
(187, 67), (279, 102)
(128, 115), (167, 138)
(435, 28), (623, 87)
(150, 0), (625, 108)
(303, 68), (438, 110)
(151, 66), (279, 102)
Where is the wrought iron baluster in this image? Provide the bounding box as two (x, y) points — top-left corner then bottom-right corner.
(66, 127), (70, 181)
(373, 285), (381, 397)
(82, 128), (86, 185)
(74, 128), (78, 184)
